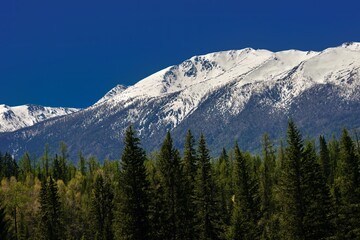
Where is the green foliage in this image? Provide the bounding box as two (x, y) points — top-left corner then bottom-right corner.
(39, 176), (63, 240)
(229, 143), (261, 240)
(0, 198), (14, 240)
(90, 173), (114, 240)
(334, 129), (360, 239)
(113, 126), (149, 240)
(1, 123), (359, 240)
(152, 131), (190, 240)
(194, 134), (223, 240)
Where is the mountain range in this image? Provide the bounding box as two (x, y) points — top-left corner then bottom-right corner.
(1, 42), (360, 160)
(0, 104), (79, 132)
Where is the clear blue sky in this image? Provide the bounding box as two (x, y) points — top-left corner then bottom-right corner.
(1, 0), (359, 108)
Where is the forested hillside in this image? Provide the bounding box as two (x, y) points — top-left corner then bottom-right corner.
(0, 122), (360, 239)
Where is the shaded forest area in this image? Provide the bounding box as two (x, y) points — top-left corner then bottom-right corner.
(0, 121), (360, 240)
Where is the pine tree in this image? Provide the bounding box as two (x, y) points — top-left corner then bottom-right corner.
(90, 173), (114, 240)
(154, 131), (189, 240)
(215, 148), (232, 227)
(194, 133), (222, 240)
(328, 135), (340, 186)
(319, 135), (331, 183)
(183, 129), (197, 183)
(279, 121), (335, 239)
(302, 141), (334, 239)
(181, 129), (197, 239)
(230, 143), (261, 240)
(38, 176), (63, 240)
(334, 129), (360, 239)
(59, 142), (69, 183)
(0, 199), (13, 240)
(259, 134), (280, 240)
(113, 126), (150, 240)
(41, 144), (50, 180)
(278, 120), (305, 239)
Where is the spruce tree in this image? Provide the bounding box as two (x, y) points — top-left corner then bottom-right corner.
(113, 126), (150, 240)
(334, 129), (360, 239)
(278, 120), (305, 239)
(194, 133), (222, 240)
(181, 129), (197, 239)
(0, 199), (13, 240)
(38, 176), (63, 240)
(279, 121), (335, 239)
(230, 143), (261, 240)
(154, 131), (189, 240)
(260, 134), (280, 240)
(319, 135), (331, 183)
(90, 173), (114, 240)
(302, 141), (334, 239)
(215, 148), (232, 227)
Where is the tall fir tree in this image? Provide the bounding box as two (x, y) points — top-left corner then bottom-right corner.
(334, 129), (360, 239)
(279, 121), (335, 240)
(319, 135), (331, 184)
(214, 148), (232, 228)
(0, 198), (14, 240)
(230, 143), (261, 240)
(154, 131), (189, 240)
(113, 126), (150, 240)
(181, 129), (197, 239)
(259, 134), (280, 240)
(194, 133), (223, 240)
(278, 120), (305, 239)
(38, 176), (63, 240)
(302, 141), (334, 239)
(90, 173), (114, 240)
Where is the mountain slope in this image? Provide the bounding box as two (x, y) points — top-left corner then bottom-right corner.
(0, 42), (359, 159)
(0, 104), (79, 132)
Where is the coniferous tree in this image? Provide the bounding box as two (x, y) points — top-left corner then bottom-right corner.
(302, 141), (334, 239)
(154, 131), (188, 240)
(230, 143), (261, 240)
(319, 135), (331, 183)
(41, 144), (50, 180)
(279, 121), (335, 240)
(0, 199), (14, 240)
(334, 129), (360, 239)
(183, 129), (197, 183)
(260, 134), (280, 240)
(194, 133), (222, 240)
(90, 173), (114, 240)
(59, 142), (69, 183)
(278, 120), (305, 239)
(215, 148), (232, 227)
(38, 176), (63, 240)
(181, 129), (197, 239)
(113, 126), (150, 240)
(53, 155), (61, 181)
(328, 135), (340, 186)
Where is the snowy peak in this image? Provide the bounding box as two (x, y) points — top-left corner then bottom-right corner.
(340, 42), (360, 51)
(95, 43), (360, 128)
(96, 84), (127, 104)
(0, 104), (79, 132)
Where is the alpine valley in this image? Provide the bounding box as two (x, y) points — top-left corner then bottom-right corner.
(1, 42), (360, 160)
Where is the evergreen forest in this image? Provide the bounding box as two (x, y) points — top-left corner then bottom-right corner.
(0, 121), (360, 240)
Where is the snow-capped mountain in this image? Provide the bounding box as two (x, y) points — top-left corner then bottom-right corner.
(0, 104), (79, 132)
(0, 42), (360, 159)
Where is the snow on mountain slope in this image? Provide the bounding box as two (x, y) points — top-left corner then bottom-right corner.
(1, 42), (360, 160)
(100, 47), (326, 126)
(95, 84), (127, 104)
(0, 104), (79, 132)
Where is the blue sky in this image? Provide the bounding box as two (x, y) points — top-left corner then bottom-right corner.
(1, 0), (359, 108)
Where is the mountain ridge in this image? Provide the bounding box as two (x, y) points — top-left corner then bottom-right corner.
(0, 104), (79, 133)
(0, 42), (359, 160)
